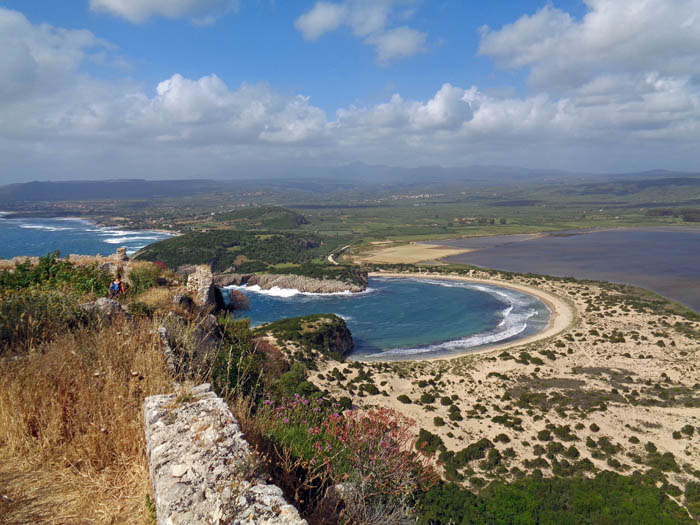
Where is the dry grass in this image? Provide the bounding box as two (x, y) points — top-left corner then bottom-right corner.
(0, 318), (173, 524)
(134, 286), (174, 309)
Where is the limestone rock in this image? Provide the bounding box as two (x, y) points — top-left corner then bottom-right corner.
(80, 297), (129, 320)
(144, 384), (306, 525)
(172, 293), (194, 311)
(185, 265), (222, 310)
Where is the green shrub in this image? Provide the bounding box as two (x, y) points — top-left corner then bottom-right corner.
(681, 424), (695, 436)
(397, 394), (412, 404)
(127, 301), (154, 318)
(686, 481), (700, 521)
(537, 429), (552, 441)
(0, 252), (111, 297)
(417, 472), (694, 524)
(416, 429), (445, 456)
(127, 262), (161, 295)
(0, 288), (86, 351)
(420, 392), (436, 404)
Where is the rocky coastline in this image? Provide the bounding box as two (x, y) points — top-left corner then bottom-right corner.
(212, 272), (366, 294)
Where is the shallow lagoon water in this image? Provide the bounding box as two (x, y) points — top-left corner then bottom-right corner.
(0, 214), (173, 258)
(437, 227), (700, 311)
(225, 277), (550, 360)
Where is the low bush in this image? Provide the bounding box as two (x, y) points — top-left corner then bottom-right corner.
(0, 288), (87, 352)
(417, 471), (694, 523)
(251, 399), (438, 521)
(0, 252), (111, 296)
(127, 261), (162, 295)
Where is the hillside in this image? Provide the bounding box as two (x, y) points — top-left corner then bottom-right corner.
(134, 228), (366, 286)
(211, 206), (309, 229)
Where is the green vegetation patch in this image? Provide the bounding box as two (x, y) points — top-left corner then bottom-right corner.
(136, 229), (366, 286)
(416, 471), (694, 524)
(253, 314), (353, 363)
(211, 206), (309, 229)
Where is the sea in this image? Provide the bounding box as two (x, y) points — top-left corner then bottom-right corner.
(0, 214), (173, 259)
(0, 214), (552, 359)
(223, 277), (550, 360)
(436, 226), (700, 312)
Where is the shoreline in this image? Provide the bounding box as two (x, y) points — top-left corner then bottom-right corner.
(365, 271), (575, 361)
(0, 212), (180, 237)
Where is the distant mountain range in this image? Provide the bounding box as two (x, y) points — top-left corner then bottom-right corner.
(1, 165), (698, 203)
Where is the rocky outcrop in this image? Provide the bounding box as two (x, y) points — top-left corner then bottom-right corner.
(79, 297), (130, 320)
(185, 265), (225, 310)
(172, 292), (194, 311)
(256, 314), (354, 361)
(144, 383), (306, 525)
(214, 273), (365, 293)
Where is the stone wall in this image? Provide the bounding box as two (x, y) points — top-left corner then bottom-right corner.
(185, 265), (217, 306)
(144, 384), (306, 525)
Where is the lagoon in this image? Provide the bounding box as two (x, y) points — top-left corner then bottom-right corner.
(437, 227), (700, 311)
(225, 277), (550, 360)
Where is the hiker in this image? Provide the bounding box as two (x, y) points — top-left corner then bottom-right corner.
(108, 275), (125, 298)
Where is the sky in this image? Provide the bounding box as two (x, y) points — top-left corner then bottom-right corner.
(1, 0), (700, 183)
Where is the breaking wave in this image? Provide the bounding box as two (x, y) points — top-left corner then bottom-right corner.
(19, 224), (72, 231)
(224, 284), (374, 299)
(365, 279), (546, 359)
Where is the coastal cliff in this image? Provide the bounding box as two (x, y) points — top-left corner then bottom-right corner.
(213, 272), (367, 293)
(254, 314), (354, 362)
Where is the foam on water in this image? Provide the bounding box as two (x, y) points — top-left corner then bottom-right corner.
(224, 283), (368, 298)
(369, 307), (538, 358)
(19, 224), (73, 231)
(0, 216), (173, 258)
(367, 280), (546, 359)
(104, 235), (163, 244)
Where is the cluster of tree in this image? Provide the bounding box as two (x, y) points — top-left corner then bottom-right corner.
(645, 208), (700, 222)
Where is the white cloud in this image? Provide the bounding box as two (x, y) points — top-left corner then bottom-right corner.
(89, 0), (239, 24)
(2, 5), (700, 181)
(294, 0), (426, 63)
(479, 0), (700, 91)
(294, 2), (346, 40)
(0, 8), (112, 100)
(366, 26), (426, 64)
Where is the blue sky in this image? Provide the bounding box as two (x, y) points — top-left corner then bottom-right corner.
(1, 1), (699, 181)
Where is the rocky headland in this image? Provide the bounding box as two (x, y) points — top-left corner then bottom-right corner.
(213, 272), (366, 294)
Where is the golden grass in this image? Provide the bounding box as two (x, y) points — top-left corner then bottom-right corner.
(133, 286), (174, 309)
(0, 318), (173, 524)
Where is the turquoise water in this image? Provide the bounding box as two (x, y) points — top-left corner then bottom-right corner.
(225, 277), (550, 360)
(0, 214), (173, 259)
